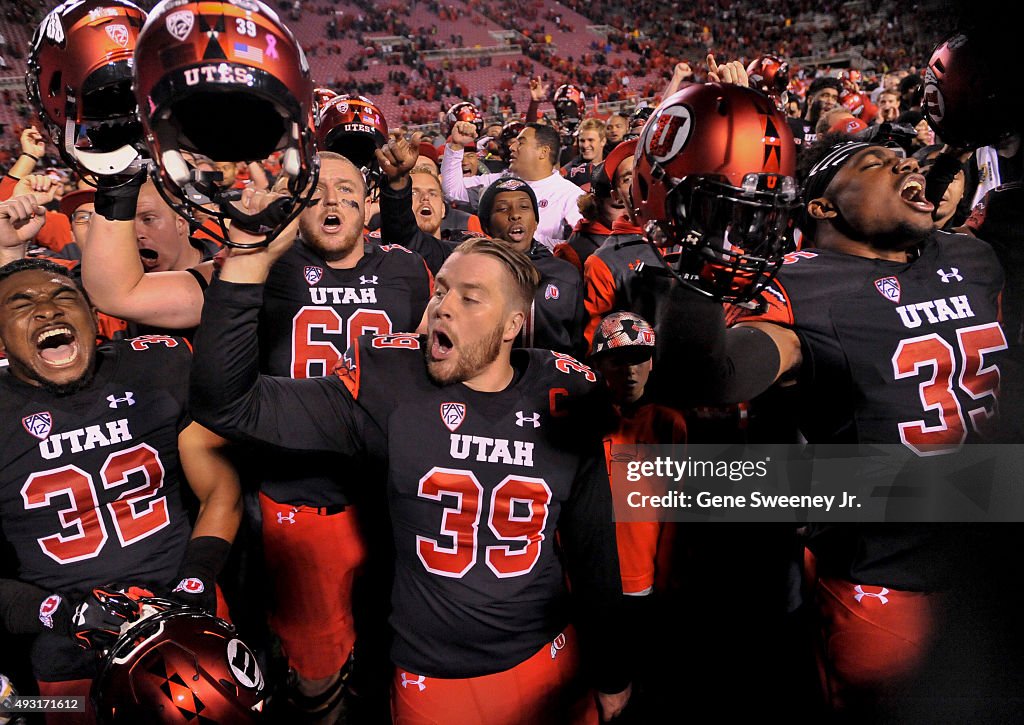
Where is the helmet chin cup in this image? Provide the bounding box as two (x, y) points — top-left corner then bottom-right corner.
(73, 142), (141, 176)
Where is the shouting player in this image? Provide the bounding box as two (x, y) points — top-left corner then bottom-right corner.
(189, 231), (631, 723)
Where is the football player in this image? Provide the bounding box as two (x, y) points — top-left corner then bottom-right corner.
(635, 81), (1008, 713)
(0, 259), (240, 724)
(190, 233), (631, 723)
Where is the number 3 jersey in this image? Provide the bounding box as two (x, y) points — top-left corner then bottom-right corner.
(256, 241), (433, 507)
(732, 231), (1008, 451)
(190, 278), (625, 687)
(0, 338), (192, 598)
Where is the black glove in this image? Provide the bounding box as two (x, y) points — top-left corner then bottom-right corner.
(69, 585), (151, 650)
(94, 167), (148, 222)
(167, 537), (231, 614)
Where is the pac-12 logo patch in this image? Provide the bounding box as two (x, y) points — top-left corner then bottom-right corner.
(23, 411), (52, 440)
(105, 24), (129, 48)
(165, 9), (194, 42)
(440, 402), (466, 432)
(304, 266), (323, 285)
(874, 276), (901, 303)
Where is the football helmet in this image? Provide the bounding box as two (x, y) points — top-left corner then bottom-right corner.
(134, 0), (317, 246)
(590, 311), (656, 359)
(312, 87), (338, 127)
(442, 101), (484, 138)
(93, 600), (266, 724)
(631, 83), (800, 304)
(629, 104), (654, 132)
(498, 120), (525, 162)
(924, 32), (1014, 147)
(315, 94), (388, 192)
(27, 0), (147, 177)
(745, 55), (790, 109)
(553, 84), (585, 126)
(840, 90), (878, 121)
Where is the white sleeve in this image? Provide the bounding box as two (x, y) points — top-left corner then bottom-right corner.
(562, 183), (585, 228)
(441, 147), (504, 203)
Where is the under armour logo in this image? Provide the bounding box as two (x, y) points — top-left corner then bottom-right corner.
(937, 268), (963, 283)
(107, 392), (135, 408)
(276, 512), (296, 525)
(400, 673), (426, 691)
(72, 602), (89, 627)
(516, 411), (541, 428)
(360, 275), (379, 285)
(853, 585), (890, 605)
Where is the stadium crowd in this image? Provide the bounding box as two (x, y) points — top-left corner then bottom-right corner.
(1, 0), (1023, 724)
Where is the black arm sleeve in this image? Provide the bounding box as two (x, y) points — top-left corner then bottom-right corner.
(653, 282), (782, 406)
(923, 152), (967, 208)
(379, 179), (452, 275)
(0, 579), (67, 635)
(189, 278), (364, 454)
(559, 445), (630, 695)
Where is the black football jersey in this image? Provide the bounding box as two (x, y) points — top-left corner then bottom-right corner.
(190, 280), (625, 684)
(732, 232), (1008, 590)
(347, 338), (615, 678)
(0, 338), (192, 597)
(733, 232), (1006, 450)
(255, 240), (432, 507)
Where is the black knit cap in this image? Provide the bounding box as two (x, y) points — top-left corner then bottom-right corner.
(808, 76), (843, 97)
(477, 177), (539, 234)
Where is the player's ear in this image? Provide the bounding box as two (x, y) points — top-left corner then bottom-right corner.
(504, 308), (525, 342)
(806, 197), (838, 221)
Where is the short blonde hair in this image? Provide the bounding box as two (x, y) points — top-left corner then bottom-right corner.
(578, 118), (606, 138)
(452, 237), (540, 311)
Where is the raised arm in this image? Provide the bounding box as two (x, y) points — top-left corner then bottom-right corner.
(82, 172), (210, 328)
(190, 195), (365, 454)
(653, 281), (799, 406)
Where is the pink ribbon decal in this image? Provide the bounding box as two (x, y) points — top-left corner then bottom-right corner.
(265, 34), (279, 60)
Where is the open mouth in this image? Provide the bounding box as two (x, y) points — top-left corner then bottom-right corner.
(899, 175), (934, 213)
(506, 224), (527, 241)
(36, 326), (79, 366)
(322, 214), (342, 233)
(431, 329), (454, 360)
(418, 205), (434, 218)
(138, 247), (159, 269)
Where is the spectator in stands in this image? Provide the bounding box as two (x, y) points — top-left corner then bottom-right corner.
(442, 120), (584, 248)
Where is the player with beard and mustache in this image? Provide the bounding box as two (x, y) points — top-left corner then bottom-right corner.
(81, 152), (434, 721)
(190, 234), (632, 724)
(651, 131), (1010, 716)
(0, 258), (241, 717)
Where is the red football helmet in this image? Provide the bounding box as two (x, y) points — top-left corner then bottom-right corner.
(134, 0), (317, 246)
(93, 601), (266, 724)
(746, 55), (790, 108)
(312, 87), (338, 127)
(631, 84), (799, 304)
(554, 84), (586, 123)
(924, 32), (1014, 147)
(315, 94), (388, 190)
(840, 90), (878, 121)
(498, 120), (525, 162)
(27, 0), (147, 176)
(443, 101), (484, 138)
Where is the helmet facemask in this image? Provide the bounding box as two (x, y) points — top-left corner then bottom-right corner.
(645, 173), (799, 304)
